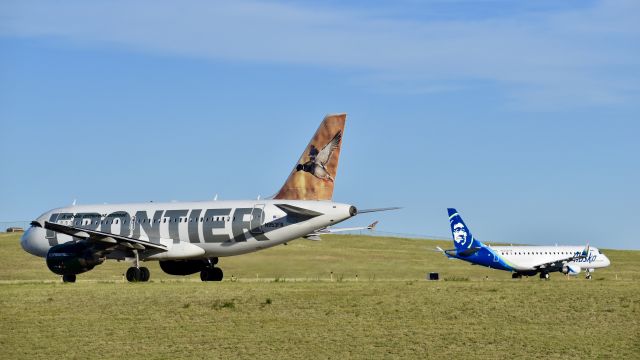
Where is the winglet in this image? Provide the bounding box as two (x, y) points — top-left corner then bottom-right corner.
(274, 114), (346, 200)
(581, 243), (590, 258)
(367, 221), (379, 230)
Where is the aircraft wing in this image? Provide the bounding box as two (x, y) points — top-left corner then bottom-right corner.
(304, 221), (379, 241)
(44, 221), (168, 253)
(530, 245), (590, 271)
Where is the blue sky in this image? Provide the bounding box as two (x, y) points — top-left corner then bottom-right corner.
(1, 0), (638, 249)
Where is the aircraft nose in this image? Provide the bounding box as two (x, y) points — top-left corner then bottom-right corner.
(20, 226), (50, 258)
(602, 255), (611, 267)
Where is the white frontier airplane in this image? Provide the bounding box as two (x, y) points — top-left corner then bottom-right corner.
(438, 208), (611, 279)
(21, 114), (396, 283)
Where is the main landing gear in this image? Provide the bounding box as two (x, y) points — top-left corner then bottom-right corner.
(62, 274), (76, 283)
(200, 258), (223, 282)
(539, 272), (550, 280)
(126, 266), (150, 282)
(585, 270), (592, 280)
(126, 250), (150, 283)
(512, 273), (522, 279)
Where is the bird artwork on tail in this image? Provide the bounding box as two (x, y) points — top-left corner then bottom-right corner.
(296, 131), (342, 182)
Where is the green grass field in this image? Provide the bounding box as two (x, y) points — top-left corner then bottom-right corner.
(0, 232), (638, 359)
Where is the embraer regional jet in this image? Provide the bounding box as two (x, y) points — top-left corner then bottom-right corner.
(438, 208), (610, 279)
(21, 114), (395, 283)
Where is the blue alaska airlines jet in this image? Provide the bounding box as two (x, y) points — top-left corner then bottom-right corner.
(438, 208), (610, 279)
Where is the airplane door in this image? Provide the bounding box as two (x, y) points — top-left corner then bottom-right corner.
(249, 204), (265, 234)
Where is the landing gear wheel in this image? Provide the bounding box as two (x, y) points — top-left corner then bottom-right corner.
(586, 274), (592, 280)
(512, 273), (522, 279)
(211, 267), (223, 281)
(126, 267), (142, 282)
(140, 267), (150, 282)
(200, 267), (224, 282)
(200, 269), (211, 282)
(540, 272), (550, 280)
(62, 274), (76, 283)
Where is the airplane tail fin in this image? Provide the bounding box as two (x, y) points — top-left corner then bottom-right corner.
(274, 114), (346, 200)
(447, 208), (483, 252)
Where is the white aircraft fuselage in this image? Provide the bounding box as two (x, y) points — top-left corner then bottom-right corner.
(489, 245), (610, 273)
(22, 200), (356, 260)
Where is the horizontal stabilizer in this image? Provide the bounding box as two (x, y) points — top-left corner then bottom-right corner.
(309, 220), (380, 236)
(357, 207), (401, 214)
(275, 204), (324, 222)
(457, 247), (482, 257)
(438, 247), (481, 258)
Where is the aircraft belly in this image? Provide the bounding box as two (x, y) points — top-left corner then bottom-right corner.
(197, 225), (315, 257)
(502, 257), (531, 271)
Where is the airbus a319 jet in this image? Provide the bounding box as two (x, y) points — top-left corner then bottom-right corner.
(438, 208), (610, 279)
(21, 114), (396, 283)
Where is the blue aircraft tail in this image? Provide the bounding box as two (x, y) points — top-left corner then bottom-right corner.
(447, 208), (484, 255)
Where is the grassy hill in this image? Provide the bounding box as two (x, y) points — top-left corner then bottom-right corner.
(0, 232), (638, 359)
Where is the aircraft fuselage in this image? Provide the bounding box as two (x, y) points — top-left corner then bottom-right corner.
(21, 200), (356, 260)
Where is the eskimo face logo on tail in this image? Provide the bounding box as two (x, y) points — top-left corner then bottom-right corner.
(296, 131), (342, 182)
(452, 222), (469, 247)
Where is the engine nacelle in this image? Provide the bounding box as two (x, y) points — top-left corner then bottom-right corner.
(159, 260), (207, 276)
(562, 264), (581, 276)
(46, 242), (104, 276)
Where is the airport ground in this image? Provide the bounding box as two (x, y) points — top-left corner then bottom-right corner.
(0, 232), (638, 359)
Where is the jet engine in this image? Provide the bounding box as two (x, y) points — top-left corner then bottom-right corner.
(159, 260), (207, 276)
(46, 242), (104, 275)
(562, 264), (581, 276)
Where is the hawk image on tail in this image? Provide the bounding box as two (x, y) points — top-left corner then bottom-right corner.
(296, 131), (342, 182)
